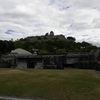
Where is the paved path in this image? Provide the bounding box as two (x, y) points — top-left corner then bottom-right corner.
(0, 96), (48, 100)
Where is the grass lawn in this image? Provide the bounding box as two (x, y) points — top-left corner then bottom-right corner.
(0, 69), (100, 100)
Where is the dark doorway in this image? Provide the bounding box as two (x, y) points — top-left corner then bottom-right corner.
(27, 62), (35, 68)
(63, 64), (75, 68)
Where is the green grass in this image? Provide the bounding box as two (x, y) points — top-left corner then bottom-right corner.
(0, 69), (100, 100)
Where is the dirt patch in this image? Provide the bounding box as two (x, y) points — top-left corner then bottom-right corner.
(0, 69), (26, 75)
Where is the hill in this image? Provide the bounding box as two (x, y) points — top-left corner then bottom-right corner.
(25, 32), (66, 42)
(0, 31), (98, 55)
(15, 31), (97, 54)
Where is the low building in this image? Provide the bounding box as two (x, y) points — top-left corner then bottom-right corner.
(1, 48), (100, 70)
(2, 48), (43, 69)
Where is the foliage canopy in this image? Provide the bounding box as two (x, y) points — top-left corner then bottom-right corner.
(0, 32), (98, 55)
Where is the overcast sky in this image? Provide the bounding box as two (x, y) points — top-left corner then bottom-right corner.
(0, 0), (100, 46)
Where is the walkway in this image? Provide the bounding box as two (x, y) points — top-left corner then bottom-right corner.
(0, 96), (48, 100)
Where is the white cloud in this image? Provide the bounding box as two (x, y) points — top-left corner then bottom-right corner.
(0, 0), (100, 46)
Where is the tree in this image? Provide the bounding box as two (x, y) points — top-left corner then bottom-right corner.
(67, 36), (76, 42)
(56, 48), (66, 54)
(0, 40), (7, 54)
(81, 41), (91, 47)
(14, 40), (24, 49)
(39, 49), (48, 55)
(37, 36), (41, 40)
(45, 33), (49, 36)
(8, 41), (15, 53)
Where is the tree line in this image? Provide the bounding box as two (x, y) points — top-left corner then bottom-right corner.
(0, 32), (98, 55)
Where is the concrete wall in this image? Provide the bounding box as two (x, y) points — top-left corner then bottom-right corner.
(16, 59), (27, 68)
(16, 58), (43, 69)
(34, 62), (43, 69)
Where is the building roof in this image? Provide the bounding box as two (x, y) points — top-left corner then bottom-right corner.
(11, 48), (32, 55)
